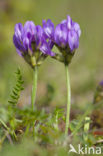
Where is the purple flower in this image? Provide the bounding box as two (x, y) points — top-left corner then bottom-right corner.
(99, 81), (103, 86)
(13, 21), (55, 58)
(42, 19), (54, 40)
(35, 25), (44, 49)
(67, 15), (81, 37)
(13, 23), (26, 56)
(22, 21), (36, 51)
(54, 23), (68, 48)
(40, 39), (55, 56)
(68, 30), (79, 51)
(54, 15), (81, 52)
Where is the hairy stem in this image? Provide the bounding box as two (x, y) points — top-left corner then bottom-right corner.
(31, 66), (38, 111)
(65, 64), (71, 136)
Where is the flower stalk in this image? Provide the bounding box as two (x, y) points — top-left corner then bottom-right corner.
(31, 66), (38, 111)
(65, 64), (71, 136)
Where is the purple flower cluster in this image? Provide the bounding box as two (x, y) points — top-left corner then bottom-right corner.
(13, 15), (81, 66)
(13, 21), (55, 57)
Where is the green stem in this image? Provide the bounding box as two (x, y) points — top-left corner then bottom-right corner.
(31, 66), (38, 111)
(0, 119), (10, 131)
(65, 64), (71, 136)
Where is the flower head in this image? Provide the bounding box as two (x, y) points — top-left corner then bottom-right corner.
(13, 21), (55, 67)
(54, 15), (81, 52)
(42, 15), (81, 64)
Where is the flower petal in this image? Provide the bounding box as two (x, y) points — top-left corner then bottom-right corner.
(22, 21), (36, 41)
(40, 40), (55, 56)
(23, 37), (30, 51)
(16, 48), (22, 56)
(68, 30), (79, 52)
(13, 35), (25, 52)
(23, 21), (35, 34)
(35, 25), (44, 49)
(67, 15), (72, 30)
(72, 22), (81, 37)
(14, 23), (23, 41)
(61, 19), (67, 25)
(48, 40), (54, 49)
(43, 19), (54, 39)
(54, 24), (68, 47)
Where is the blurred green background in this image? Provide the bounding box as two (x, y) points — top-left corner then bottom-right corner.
(0, 0), (103, 109)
